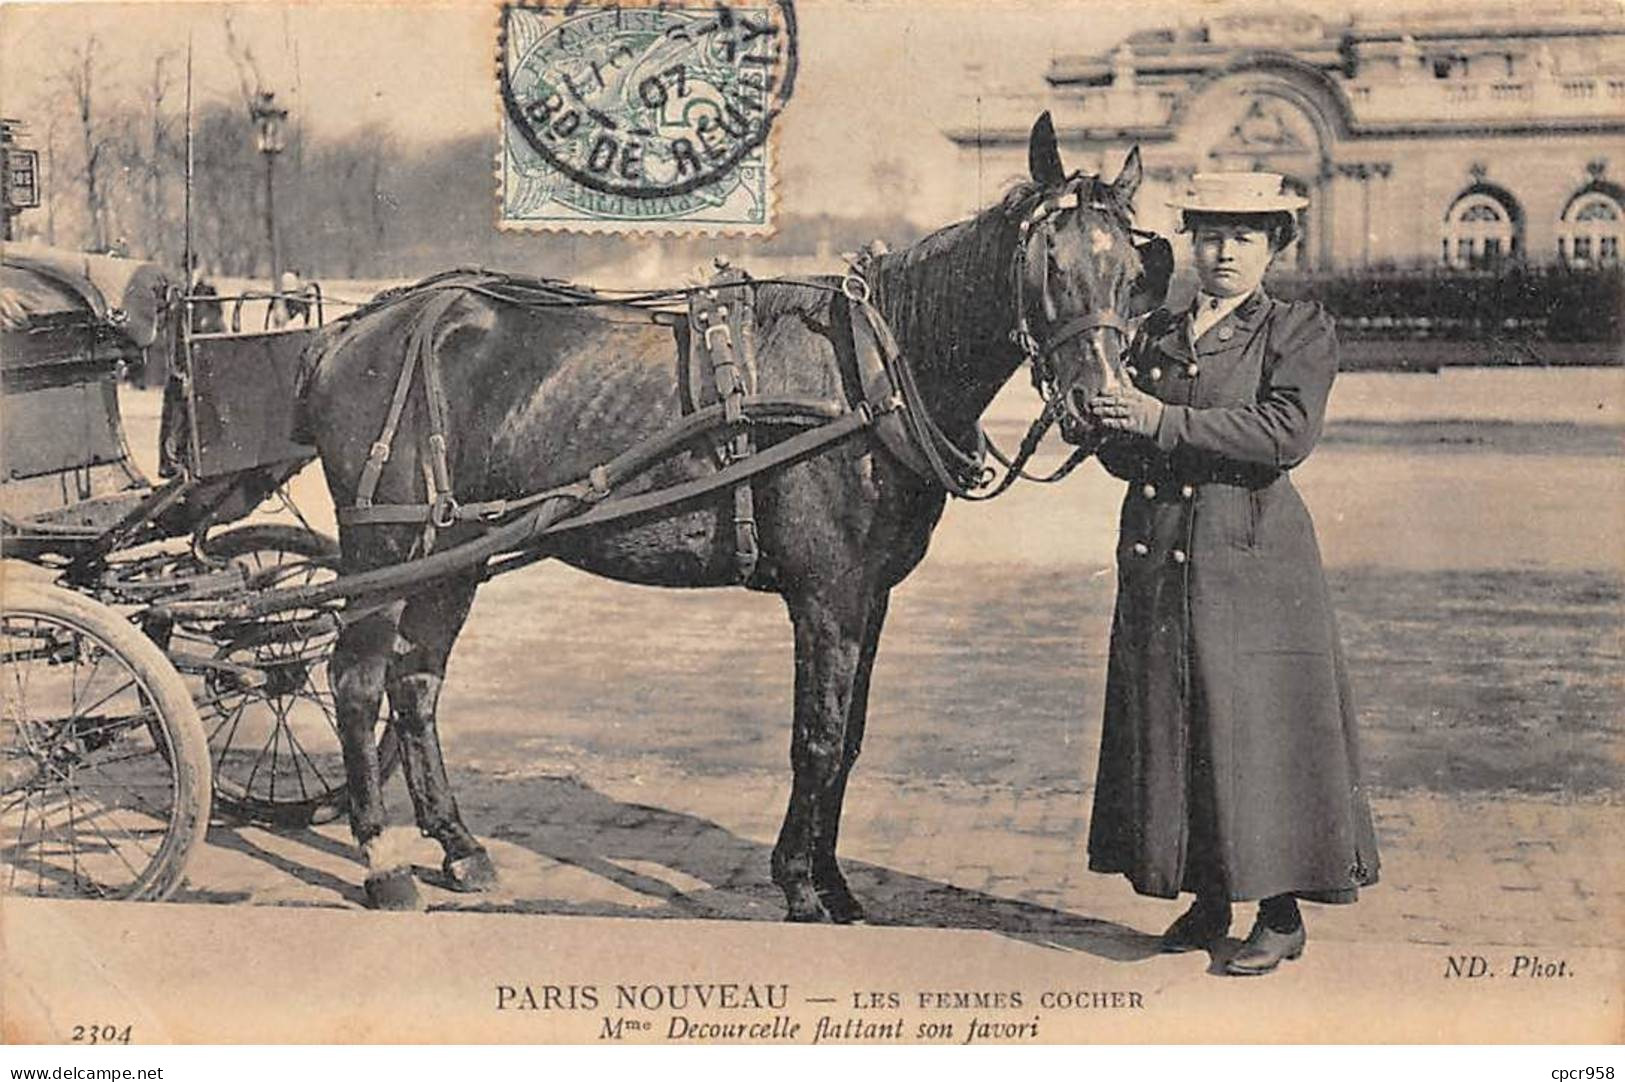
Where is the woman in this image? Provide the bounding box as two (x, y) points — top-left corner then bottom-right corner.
(1086, 173), (1380, 976)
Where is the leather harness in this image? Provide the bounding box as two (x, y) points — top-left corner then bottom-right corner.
(332, 266), (941, 586)
(330, 182), (1158, 585)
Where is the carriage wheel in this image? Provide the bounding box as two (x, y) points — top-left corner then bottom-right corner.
(194, 525), (397, 828)
(0, 580), (210, 901)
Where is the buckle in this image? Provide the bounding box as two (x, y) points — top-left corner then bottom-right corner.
(840, 272), (871, 305)
(429, 493), (459, 529)
(366, 441), (392, 464)
(1009, 326), (1041, 359)
(704, 323), (734, 350)
(586, 465), (611, 501)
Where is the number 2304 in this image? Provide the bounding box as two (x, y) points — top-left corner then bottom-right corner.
(71, 1023), (132, 1044)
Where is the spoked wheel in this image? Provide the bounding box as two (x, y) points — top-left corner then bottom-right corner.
(0, 580), (210, 901)
(189, 525), (396, 828)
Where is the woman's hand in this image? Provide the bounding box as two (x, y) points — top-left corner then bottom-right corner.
(1089, 385), (1165, 438)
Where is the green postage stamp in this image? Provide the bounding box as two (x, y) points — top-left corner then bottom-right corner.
(498, 1), (798, 234)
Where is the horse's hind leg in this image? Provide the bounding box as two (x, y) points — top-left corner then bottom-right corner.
(332, 602), (421, 910)
(812, 590), (889, 924)
(387, 573), (497, 893)
(774, 586), (870, 923)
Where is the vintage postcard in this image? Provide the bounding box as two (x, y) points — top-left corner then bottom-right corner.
(1, 0), (1621, 1054)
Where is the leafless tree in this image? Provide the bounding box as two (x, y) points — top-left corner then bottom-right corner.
(136, 51), (182, 267)
(53, 37), (116, 252)
(191, 102), (261, 276)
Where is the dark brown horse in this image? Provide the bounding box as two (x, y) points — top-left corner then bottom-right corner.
(296, 114), (1164, 919)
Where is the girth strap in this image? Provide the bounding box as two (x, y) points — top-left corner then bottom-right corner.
(688, 271), (761, 585)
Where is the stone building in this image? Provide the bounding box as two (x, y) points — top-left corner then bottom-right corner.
(944, 4), (1625, 271)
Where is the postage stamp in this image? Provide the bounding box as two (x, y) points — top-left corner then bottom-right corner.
(498, 1), (798, 234)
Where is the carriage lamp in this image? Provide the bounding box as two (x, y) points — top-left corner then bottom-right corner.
(249, 91), (289, 325)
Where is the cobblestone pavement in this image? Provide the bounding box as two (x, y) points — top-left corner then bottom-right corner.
(189, 753), (1624, 954)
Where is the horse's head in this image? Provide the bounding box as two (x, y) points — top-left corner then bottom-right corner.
(1012, 114), (1172, 447)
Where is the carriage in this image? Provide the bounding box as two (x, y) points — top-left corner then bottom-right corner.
(1, 244), (382, 901)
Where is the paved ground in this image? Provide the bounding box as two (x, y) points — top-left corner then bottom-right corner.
(178, 751), (1624, 957)
(7, 762), (1621, 1045)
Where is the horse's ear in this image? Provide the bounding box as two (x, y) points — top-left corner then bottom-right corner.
(1028, 112), (1066, 189)
(1111, 145), (1144, 207)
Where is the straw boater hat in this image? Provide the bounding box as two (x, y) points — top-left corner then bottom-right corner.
(1168, 172), (1309, 213)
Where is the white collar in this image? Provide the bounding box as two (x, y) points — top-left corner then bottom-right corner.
(1193, 291), (1249, 320)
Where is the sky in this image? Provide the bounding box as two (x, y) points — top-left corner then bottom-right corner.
(0, 0), (1460, 222)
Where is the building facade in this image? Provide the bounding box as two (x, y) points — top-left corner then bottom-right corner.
(944, 4), (1625, 272)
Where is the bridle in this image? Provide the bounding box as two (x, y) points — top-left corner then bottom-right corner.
(993, 176), (1163, 489)
(836, 176), (1166, 501)
(1010, 176), (1151, 410)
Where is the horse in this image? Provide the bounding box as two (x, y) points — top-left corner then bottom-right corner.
(295, 113), (1168, 920)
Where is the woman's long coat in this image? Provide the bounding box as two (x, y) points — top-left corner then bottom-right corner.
(1086, 290), (1381, 903)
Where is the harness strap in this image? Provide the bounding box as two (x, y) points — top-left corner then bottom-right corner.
(848, 298), (931, 481)
(854, 298), (988, 497)
(688, 274), (760, 584)
(353, 289), (462, 512)
(166, 405), (876, 625)
(1044, 309), (1133, 355)
(419, 297), (458, 515)
(339, 394), (847, 528)
(537, 409), (870, 540)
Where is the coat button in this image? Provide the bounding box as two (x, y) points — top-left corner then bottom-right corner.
(1141, 483), (1157, 500)
(1185, 362), (1200, 377)
(1171, 549), (1187, 564)
(1132, 542), (1149, 556)
(1217, 325), (1235, 342)
(1149, 366), (1163, 381)
(1180, 484), (1195, 499)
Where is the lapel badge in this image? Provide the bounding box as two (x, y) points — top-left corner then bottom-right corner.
(1216, 324), (1236, 342)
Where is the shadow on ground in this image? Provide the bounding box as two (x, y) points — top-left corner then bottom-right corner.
(202, 771), (1161, 963)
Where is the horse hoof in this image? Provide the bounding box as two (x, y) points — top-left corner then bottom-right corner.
(821, 892), (867, 925)
(365, 868), (423, 911)
(782, 887), (831, 923)
(443, 849), (499, 893)
(784, 907), (829, 924)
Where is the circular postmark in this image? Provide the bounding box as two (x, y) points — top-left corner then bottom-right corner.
(501, 1), (798, 201)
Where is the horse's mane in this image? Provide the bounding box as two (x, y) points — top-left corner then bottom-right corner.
(333, 267), (602, 327)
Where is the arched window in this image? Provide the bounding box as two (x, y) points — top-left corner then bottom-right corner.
(1558, 189), (1623, 267)
(1442, 190), (1518, 268)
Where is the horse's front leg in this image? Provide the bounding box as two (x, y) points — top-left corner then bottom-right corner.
(388, 573), (497, 893)
(331, 603), (420, 910)
(774, 587), (870, 923)
(811, 590), (889, 924)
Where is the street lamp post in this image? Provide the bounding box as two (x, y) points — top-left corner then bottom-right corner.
(249, 90), (288, 326)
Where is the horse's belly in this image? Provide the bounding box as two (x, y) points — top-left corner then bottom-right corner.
(551, 498), (740, 587)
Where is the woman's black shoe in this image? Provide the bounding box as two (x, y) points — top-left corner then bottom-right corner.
(1223, 918), (1306, 975)
(1160, 901), (1232, 952)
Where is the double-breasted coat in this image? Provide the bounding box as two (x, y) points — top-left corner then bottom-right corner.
(1086, 290), (1381, 903)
